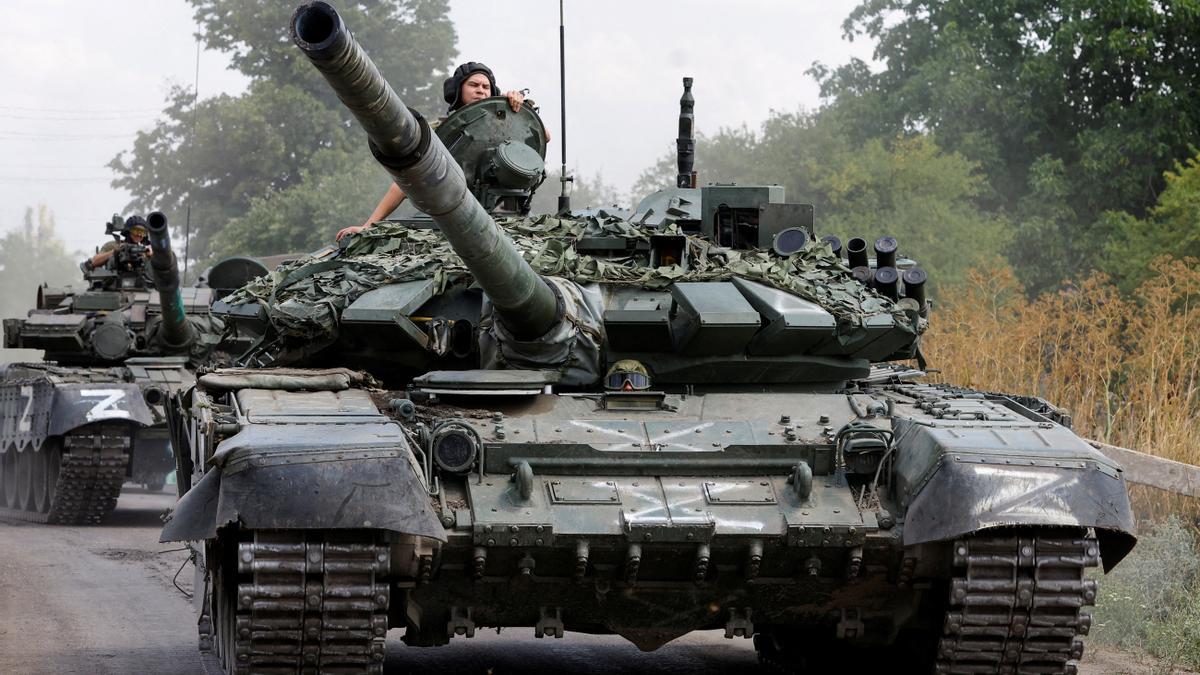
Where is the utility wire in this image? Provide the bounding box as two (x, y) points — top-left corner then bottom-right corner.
(0, 131), (135, 140)
(0, 104), (161, 113)
(0, 176), (114, 182)
(0, 112), (157, 121)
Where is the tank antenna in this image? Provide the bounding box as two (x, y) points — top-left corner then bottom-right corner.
(182, 35), (200, 282)
(677, 77), (696, 188)
(556, 0), (572, 214)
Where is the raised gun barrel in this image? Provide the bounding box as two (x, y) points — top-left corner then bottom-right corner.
(290, 1), (558, 340)
(146, 211), (193, 349)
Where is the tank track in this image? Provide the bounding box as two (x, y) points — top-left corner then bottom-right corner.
(0, 423), (131, 525)
(755, 530), (1100, 675)
(936, 532), (1099, 674)
(213, 531), (391, 674)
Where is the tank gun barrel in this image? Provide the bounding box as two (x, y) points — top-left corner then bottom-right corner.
(146, 211), (193, 349)
(290, 1), (558, 340)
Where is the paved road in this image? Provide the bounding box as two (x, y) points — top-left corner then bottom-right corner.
(0, 489), (1157, 675)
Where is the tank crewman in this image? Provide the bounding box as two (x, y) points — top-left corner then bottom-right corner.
(604, 360), (653, 392)
(85, 215), (153, 271)
(336, 62), (537, 242)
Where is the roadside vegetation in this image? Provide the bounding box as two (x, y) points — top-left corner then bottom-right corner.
(923, 257), (1200, 469)
(923, 260), (1200, 670)
(1089, 517), (1200, 671)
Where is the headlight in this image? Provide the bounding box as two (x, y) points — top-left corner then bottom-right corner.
(431, 421), (479, 473)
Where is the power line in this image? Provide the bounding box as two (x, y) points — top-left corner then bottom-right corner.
(0, 112), (157, 121)
(0, 176), (114, 183)
(0, 132), (136, 141)
(0, 164), (112, 170)
(0, 104), (161, 114)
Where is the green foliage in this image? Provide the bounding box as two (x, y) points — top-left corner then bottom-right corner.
(0, 207), (81, 321)
(814, 136), (1009, 289)
(1103, 153), (1200, 290)
(210, 149), (390, 259)
(631, 108), (1008, 288)
(110, 0), (456, 260)
(815, 0), (1200, 293)
(1090, 517), (1200, 670)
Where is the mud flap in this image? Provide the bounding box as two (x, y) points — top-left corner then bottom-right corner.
(161, 454), (446, 543)
(902, 457), (1136, 570)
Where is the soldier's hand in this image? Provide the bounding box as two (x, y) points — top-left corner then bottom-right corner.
(505, 89), (525, 112)
(336, 224), (367, 242)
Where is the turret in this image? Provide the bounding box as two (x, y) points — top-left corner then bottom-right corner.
(146, 211), (193, 349)
(290, 1), (558, 340)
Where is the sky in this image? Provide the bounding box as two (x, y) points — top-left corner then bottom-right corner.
(0, 0), (874, 257)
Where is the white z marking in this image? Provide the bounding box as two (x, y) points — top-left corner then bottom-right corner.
(80, 389), (131, 422)
(17, 385), (34, 432)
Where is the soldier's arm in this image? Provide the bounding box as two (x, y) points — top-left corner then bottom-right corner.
(337, 183), (407, 241)
(87, 242), (120, 269)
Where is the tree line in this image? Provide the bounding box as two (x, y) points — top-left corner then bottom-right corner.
(14, 0), (1199, 298)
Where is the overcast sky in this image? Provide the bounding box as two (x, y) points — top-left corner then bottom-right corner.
(0, 0), (873, 256)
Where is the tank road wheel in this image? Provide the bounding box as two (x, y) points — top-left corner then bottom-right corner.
(42, 439), (61, 513)
(754, 626), (842, 673)
(935, 530), (1101, 675)
(212, 557), (239, 673)
(29, 441), (50, 514)
(0, 447), (16, 510)
(15, 446), (38, 512)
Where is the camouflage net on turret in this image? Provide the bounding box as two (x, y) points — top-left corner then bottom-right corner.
(223, 214), (921, 350)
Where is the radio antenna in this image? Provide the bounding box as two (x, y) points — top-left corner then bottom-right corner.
(182, 35), (200, 281)
(556, 0), (572, 214)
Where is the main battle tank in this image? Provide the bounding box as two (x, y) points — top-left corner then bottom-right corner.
(0, 212), (224, 521)
(161, 3), (1137, 672)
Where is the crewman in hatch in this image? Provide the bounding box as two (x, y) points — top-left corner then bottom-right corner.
(604, 360), (653, 391)
(336, 62), (536, 242)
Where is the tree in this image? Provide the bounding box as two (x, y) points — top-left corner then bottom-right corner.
(631, 106), (1008, 288)
(0, 206), (81, 322)
(1102, 153), (1200, 290)
(813, 0), (1200, 292)
(110, 0), (456, 260)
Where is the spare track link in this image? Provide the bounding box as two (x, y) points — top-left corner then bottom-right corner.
(0, 423), (131, 525)
(229, 531), (390, 674)
(937, 532), (1100, 675)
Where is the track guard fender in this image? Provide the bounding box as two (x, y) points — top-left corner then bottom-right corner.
(161, 449), (446, 543)
(894, 418), (1137, 570)
(50, 382), (154, 436)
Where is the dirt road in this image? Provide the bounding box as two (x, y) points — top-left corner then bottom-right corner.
(0, 489), (1167, 674)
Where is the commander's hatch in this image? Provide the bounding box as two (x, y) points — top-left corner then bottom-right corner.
(409, 369), (559, 400)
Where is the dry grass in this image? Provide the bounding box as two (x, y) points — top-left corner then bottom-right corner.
(923, 256), (1200, 468)
(923, 258), (1200, 669)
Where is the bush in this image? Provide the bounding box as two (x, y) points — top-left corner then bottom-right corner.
(1090, 518), (1200, 670)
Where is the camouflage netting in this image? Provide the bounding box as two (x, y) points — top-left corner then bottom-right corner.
(223, 214), (920, 350)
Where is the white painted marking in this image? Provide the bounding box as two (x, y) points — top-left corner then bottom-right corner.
(80, 389), (131, 422)
(17, 385), (34, 432)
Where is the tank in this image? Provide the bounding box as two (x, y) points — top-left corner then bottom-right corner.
(160, 3), (1137, 673)
(0, 211), (225, 521)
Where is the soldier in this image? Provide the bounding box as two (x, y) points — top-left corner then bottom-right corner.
(336, 62), (534, 242)
(85, 215), (152, 272)
(604, 360), (653, 392)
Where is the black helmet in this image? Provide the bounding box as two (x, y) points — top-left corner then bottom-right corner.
(443, 61), (498, 112)
(123, 215), (148, 235)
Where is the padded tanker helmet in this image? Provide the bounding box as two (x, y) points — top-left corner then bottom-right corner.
(443, 61), (498, 112)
